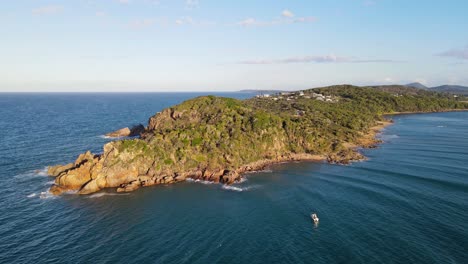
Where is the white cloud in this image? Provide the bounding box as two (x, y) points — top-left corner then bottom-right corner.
(282, 10), (294, 18)
(96, 11), (107, 17)
(32, 5), (63, 15)
(186, 0), (199, 8)
(237, 18), (259, 26)
(128, 19), (155, 29)
(413, 78), (427, 85)
(146, 0), (160, 4)
(292, 17), (316, 23)
(239, 54), (401, 64)
(175, 16), (194, 25)
(237, 11), (317, 27)
(174, 16), (215, 26)
(437, 45), (468, 60)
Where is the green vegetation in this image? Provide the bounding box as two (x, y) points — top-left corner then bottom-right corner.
(48, 84), (468, 195)
(110, 85), (468, 176)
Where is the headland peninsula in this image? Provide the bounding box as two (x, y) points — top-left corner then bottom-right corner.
(47, 85), (468, 195)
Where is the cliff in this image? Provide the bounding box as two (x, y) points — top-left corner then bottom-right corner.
(47, 85), (468, 195)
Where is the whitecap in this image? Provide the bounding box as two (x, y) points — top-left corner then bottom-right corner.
(27, 193), (37, 198)
(437, 125), (446, 128)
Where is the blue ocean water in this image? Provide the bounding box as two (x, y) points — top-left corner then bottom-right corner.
(0, 93), (467, 264)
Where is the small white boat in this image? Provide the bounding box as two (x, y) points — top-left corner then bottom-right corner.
(311, 213), (319, 223)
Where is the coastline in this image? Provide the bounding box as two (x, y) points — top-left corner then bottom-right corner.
(46, 88), (468, 195)
(45, 116), (400, 195)
(384, 109), (468, 116)
(231, 119), (394, 178)
(340, 119), (393, 155)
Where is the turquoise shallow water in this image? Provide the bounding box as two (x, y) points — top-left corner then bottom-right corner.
(0, 93), (467, 264)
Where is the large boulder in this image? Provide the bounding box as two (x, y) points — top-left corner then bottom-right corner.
(117, 180), (141, 192)
(47, 163), (75, 177)
(105, 124), (145, 138)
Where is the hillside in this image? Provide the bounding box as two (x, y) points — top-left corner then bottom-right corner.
(430, 85), (468, 95)
(404, 83), (468, 95)
(47, 85), (468, 195)
(406, 82), (429, 90)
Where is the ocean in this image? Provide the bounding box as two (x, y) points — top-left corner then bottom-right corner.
(0, 93), (467, 264)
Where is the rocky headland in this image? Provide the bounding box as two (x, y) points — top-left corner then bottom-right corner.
(47, 85), (468, 195)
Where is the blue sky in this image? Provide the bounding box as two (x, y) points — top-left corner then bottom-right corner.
(1, 0), (468, 92)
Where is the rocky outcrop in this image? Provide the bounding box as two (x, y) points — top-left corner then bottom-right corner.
(105, 124), (145, 138)
(47, 96), (380, 195)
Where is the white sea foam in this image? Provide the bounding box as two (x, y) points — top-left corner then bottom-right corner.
(35, 167), (48, 176)
(236, 177), (248, 183)
(186, 178), (215, 185)
(27, 193), (37, 198)
(222, 185), (258, 192)
(437, 125), (446, 128)
(39, 191), (54, 199)
(98, 135), (140, 140)
(15, 167), (48, 179)
(245, 169), (272, 174)
(87, 193), (130, 198)
(222, 185), (245, 192)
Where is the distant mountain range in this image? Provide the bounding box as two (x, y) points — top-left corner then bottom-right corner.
(405, 83), (468, 95)
(240, 83), (468, 96)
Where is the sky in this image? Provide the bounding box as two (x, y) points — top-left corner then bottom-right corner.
(1, 0), (468, 92)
